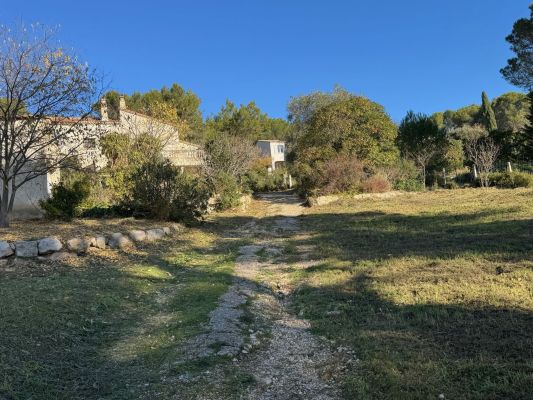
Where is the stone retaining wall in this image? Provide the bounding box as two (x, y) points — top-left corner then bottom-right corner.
(307, 191), (406, 207)
(0, 223), (183, 262)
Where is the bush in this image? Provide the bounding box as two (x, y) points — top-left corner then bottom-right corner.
(317, 154), (366, 195)
(212, 172), (242, 210)
(445, 181), (460, 190)
(40, 179), (91, 220)
(361, 175), (391, 193)
(487, 171), (533, 188)
(243, 165), (288, 193)
(454, 171), (475, 185)
(380, 158), (423, 191)
(393, 178), (424, 192)
(127, 159), (210, 221)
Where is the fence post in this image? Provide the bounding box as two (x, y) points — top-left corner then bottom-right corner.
(473, 165), (478, 179)
(507, 162), (513, 173)
(443, 168), (446, 186)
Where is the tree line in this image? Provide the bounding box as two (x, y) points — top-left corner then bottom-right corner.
(0, 3), (531, 226)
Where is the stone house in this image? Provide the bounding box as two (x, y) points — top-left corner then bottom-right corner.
(256, 140), (286, 171)
(12, 96), (203, 218)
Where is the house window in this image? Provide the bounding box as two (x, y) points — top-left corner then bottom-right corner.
(277, 145), (284, 153)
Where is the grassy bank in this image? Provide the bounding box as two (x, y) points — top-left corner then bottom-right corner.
(0, 227), (237, 399)
(287, 188), (533, 399)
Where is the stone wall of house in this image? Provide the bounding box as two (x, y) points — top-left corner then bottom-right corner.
(12, 167), (60, 219)
(11, 97), (204, 219)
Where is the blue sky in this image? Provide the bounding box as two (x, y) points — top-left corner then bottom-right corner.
(2, 1), (530, 122)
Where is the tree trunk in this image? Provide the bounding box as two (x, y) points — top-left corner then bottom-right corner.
(0, 185), (10, 228)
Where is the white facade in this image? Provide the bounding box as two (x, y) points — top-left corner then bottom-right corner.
(11, 96), (204, 219)
(256, 140), (286, 170)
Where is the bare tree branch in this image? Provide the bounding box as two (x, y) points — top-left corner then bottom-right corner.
(0, 23), (103, 227)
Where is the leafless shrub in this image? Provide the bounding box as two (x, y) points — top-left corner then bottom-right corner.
(362, 175), (391, 193)
(317, 154), (366, 194)
(465, 138), (501, 187)
(202, 134), (261, 181)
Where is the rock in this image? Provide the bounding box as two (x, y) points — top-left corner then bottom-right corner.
(0, 241), (14, 258)
(38, 237), (62, 255)
(145, 228), (165, 241)
(15, 240), (39, 258)
(108, 233), (133, 249)
(307, 194), (340, 207)
(92, 236), (106, 249)
(162, 227), (171, 235)
(128, 230), (147, 242)
(66, 237), (91, 254)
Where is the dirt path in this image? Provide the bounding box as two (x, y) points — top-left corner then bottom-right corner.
(185, 192), (348, 399)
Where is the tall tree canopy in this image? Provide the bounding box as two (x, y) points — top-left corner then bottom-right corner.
(492, 92), (530, 133)
(291, 94), (398, 168)
(204, 100), (291, 142)
(501, 3), (533, 91)
(103, 84), (203, 141)
(480, 91), (498, 132)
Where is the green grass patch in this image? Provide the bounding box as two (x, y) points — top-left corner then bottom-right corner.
(288, 189), (533, 399)
(0, 230), (236, 399)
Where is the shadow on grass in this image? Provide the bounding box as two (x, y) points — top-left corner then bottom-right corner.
(207, 208), (533, 399)
(0, 227), (254, 399)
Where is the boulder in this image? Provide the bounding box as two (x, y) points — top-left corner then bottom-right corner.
(128, 230), (147, 242)
(38, 237), (63, 255)
(108, 233), (132, 249)
(92, 236), (106, 249)
(146, 228), (165, 241)
(66, 237), (91, 254)
(15, 240), (39, 258)
(163, 227), (171, 235)
(0, 241), (14, 259)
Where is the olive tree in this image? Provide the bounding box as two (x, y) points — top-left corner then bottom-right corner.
(0, 24), (101, 227)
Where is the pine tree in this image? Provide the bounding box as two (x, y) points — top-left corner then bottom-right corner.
(521, 91), (533, 160)
(480, 91), (498, 132)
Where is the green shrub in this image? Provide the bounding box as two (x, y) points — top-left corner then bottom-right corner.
(39, 179), (91, 220)
(127, 159), (210, 221)
(243, 167), (288, 192)
(213, 172), (242, 210)
(393, 178), (424, 192)
(488, 171), (533, 188)
(446, 181), (460, 189)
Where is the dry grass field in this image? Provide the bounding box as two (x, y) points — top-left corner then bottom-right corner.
(0, 188), (531, 399)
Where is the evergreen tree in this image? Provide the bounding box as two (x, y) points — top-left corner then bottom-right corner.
(522, 91), (533, 160)
(480, 91), (498, 132)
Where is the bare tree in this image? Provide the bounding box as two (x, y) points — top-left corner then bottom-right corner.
(0, 23), (101, 227)
(202, 134), (260, 182)
(465, 138), (501, 188)
(408, 145), (438, 189)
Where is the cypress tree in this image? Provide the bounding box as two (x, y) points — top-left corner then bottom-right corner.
(521, 91), (533, 160)
(480, 91), (498, 132)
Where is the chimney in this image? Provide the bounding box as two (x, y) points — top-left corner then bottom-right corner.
(100, 98), (108, 121)
(119, 95), (126, 110)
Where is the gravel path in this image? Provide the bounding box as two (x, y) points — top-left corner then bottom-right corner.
(185, 192), (347, 399)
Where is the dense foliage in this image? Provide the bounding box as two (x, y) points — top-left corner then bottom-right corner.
(501, 4), (533, 91)
(289, 89), (398, 194)
(40, 178), (91, 220)
(204, 100), (291, 143)
(127, 159), (210, 221)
